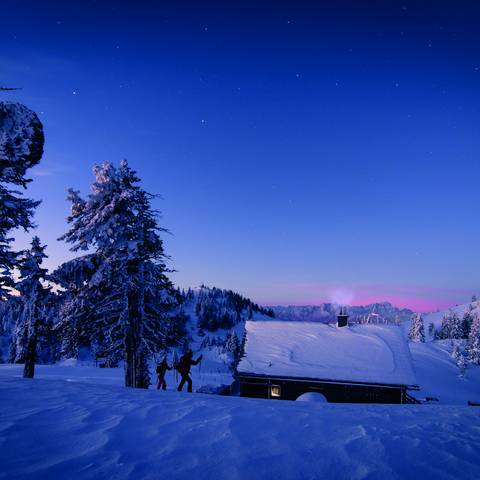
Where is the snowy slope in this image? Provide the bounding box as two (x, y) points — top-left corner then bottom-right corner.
(409, 341), (480, 404)
(1, 371), (480, 480)
(238, 321), (417, 386)
(400, 300), (480, 404)
(422, 300), (480, 330)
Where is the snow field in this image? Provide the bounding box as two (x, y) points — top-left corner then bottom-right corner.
(1, 371), (480, 480)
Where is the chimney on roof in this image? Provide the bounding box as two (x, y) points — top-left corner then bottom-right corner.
(337, 306), (349, 328)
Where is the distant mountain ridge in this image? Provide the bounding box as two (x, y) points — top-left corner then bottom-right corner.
(269, 302), (413, 324)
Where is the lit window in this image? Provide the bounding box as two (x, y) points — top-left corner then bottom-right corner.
(270, 385), (281, 398)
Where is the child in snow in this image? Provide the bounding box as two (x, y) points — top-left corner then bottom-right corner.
(156, 356), (172, 390)
(176, 350), (203, 393)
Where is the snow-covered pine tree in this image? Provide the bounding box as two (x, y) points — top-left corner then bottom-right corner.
(449, 311), (463, 339)
(461, 308), (475, 339)
(58, 161), (179, 388)
(451, 343), (466, 377)
(427, 322), (435, 339)
(457, 352), (466, 377)
(161, 303), (188, 348)
(0, 102), (44, 300)
(451, 342), (461, 360)
(409, 313), (425, 342)
(10, 289), (59, 365)
(439, 310), (463, 340)
(35, 296), (60, 364)
(223, 331), (241, 369)
(52, 254), (101, 359)
(438, 314), (450, 339)
(14, 236), (50, 378)
(225, 331), (239, 354)
(1, 295), (22, 362)
(467, 313), (480, 364)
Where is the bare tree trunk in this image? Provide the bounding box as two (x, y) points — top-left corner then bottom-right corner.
(23, 302), (39, 379)
(23, 334), (37, 378)
(124, 261), (149, 389)
(124, 320), (136, 387)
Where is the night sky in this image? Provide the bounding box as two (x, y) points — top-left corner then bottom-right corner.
(2, 1), (480, 311)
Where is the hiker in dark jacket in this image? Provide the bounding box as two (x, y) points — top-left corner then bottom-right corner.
(176, 349), (203, 392)
(156, 356), (172, 391)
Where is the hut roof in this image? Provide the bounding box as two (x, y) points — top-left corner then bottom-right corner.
(237, 321), (417, 387)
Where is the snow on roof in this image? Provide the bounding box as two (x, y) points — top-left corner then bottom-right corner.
(238, 321), (417, 387)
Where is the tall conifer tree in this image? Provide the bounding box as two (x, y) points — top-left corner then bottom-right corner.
(409, 313), (425, 342)
(59, 161), (178, 388)
(467, 314), (480, 364)
(15, 237), (50, 378)
(0, 102), (44, 299)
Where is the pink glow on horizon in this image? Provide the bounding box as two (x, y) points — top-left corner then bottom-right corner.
(348, 295), (456, 313)
(264, 297), (453, 313)
(257, 281), (476, 313)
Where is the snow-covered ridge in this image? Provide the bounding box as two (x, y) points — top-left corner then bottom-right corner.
(182, 285), (274, 333)
(422, 300), (480, 331)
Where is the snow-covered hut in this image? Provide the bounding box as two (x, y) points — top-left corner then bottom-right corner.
(237, 313), (418, 404)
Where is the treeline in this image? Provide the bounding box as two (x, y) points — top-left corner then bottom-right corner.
(189, 286), (274, 332)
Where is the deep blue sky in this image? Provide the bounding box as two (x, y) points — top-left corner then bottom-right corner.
(2, 1), (480, 311)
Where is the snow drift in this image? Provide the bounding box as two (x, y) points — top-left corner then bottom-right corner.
(1, 370), (480, 480)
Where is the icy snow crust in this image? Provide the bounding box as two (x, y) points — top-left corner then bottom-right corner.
(1, 370), (480, 480)
(238, 321), (417, 386)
